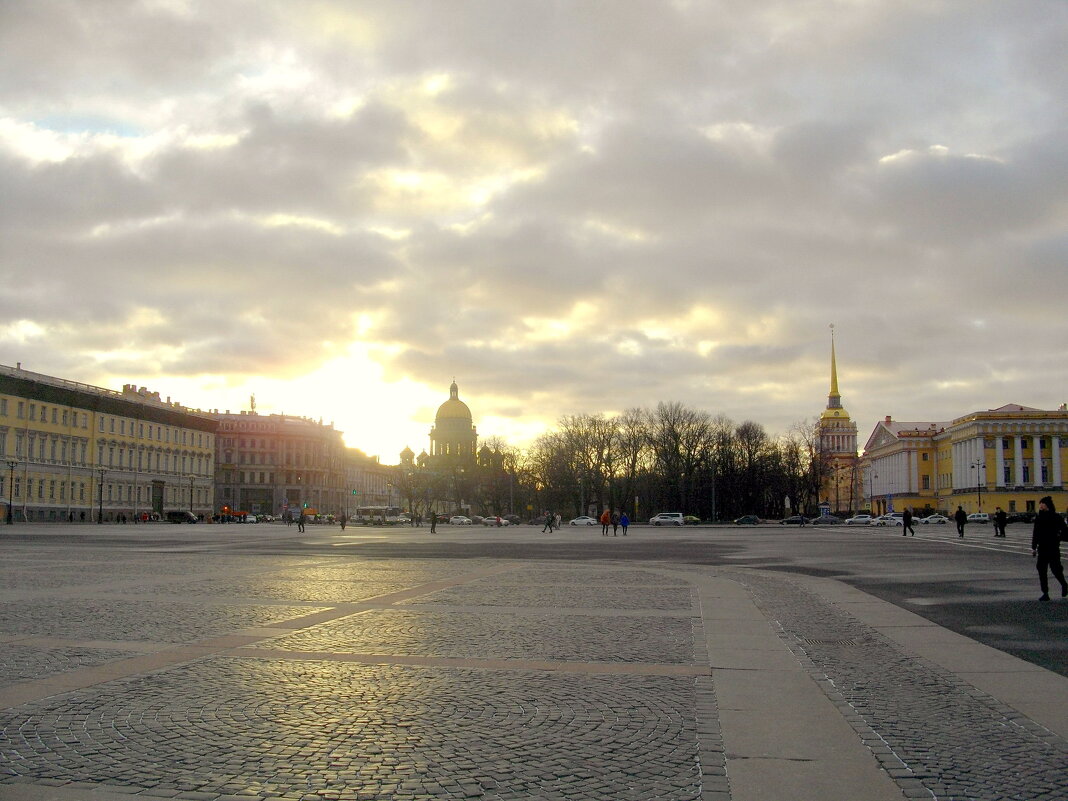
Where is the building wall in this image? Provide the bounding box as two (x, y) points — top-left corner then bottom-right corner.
(1, 366), (215, 522)
(862, 408), (1068, 516)
(214, 412), (349, 518)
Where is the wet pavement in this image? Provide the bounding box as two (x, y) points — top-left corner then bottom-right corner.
(1, 523), (1066, 800)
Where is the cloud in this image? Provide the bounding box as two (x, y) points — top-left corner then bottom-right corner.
(2, 0), (1067, 458)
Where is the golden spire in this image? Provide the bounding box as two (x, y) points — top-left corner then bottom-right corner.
(829, 324), (840, 400)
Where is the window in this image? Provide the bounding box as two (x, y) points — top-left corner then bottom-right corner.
(29, 404), (36, 420)
(0, 398), (6, 415)
(17, 401), (24, 418)
(49, 480), (55, 499)
(14, 477), (21, 497)
(1026, 499), (1036, 512)
(922, 453), (929, 461)
(51, 408), (57, 424)
(922, 475), (930, 489)
(37, 479), (44, 499)
(99, 418), (104, 432)
(1023, 464), (1031, 483)
(1004, 464), (1012, 483)
(62, 410), (68, 426)
(1042, 463), (1049, 483)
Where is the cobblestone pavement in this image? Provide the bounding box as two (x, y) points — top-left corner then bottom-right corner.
(733, 570), (1068, 801)
(1, 533), (1066, 800)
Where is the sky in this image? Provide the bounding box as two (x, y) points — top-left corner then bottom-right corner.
(2, 1), (1067, 462)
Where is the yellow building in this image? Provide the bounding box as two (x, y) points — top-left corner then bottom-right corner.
(818, 329), (860, 514)
(1, 364), (215, 523)
(861, 404), (1068, 516)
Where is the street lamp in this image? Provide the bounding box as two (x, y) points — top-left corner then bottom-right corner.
(97, 468), (107, 524)
(869, 469), (878, 514)
(6, 460), (16, 525)
(972, 459), (986, 511)
(188, 475), (195, 516)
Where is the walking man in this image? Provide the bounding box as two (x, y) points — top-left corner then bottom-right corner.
(542, 512), (554, 533)
(1031, 496), (1068, 601)
(954, 506), (967, 538)
(902, 507), (915, 536)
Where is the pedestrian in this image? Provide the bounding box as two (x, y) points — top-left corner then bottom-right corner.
(954, 505), (967, 538)
(902, 507), (915, 536)
(620, 511), (629, 535)
(600, 509), (611, 536)
(430, 514), (437, 533)
(611, 511), (620, 536)
(542, 512), (553, 533)
(297, 511), (306, 533)
(554, 513), (561, 530)
(799, 513), (806, 527)
(994, 507), (1007, 538)
(1031, 496), (1068, 601)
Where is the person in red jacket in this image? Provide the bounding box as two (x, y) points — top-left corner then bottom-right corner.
(600, 509), (611, 536)
(1031, 496), (1068, 601)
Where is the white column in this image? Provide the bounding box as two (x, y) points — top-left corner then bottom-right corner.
(1054, 436), (1063, 488)
(995, 435), (1006, 488)
(1034, 436), (1043, 487)
(1014, 436), (1024, 486)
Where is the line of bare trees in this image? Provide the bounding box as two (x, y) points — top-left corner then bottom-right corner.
(468, 402), (834, 522)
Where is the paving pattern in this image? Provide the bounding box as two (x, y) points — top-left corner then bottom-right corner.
(0, 659), (702, 801)
(735, 570), (1068, 801)
(0, 533), (1066, 800)
(0, 644), (142, 689)
(263, 608), (699, 663)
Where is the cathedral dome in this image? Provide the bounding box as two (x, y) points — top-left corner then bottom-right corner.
(435, 381), (472, 422)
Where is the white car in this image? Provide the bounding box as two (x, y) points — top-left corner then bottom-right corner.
(921, 514), (949, 525)
(869, 514), (897, 526)
(481, 516), (510, 526)
(569, 516), (597, 526)
(967, 512), (990, 524)
(845, 515), (873, 526)
(449, 515), (472, 525)
(650, 512), (685, 526)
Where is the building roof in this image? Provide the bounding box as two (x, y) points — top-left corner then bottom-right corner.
(435, 381), (472, 422)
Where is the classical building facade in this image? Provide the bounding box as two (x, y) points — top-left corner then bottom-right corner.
(213, 411), (348, 518)
(860, 404), (1068, 516)
(0, 364), (215, 522)
(817, 332), (860, 514)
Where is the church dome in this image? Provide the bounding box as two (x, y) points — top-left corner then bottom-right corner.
(435, 381), (472, 422)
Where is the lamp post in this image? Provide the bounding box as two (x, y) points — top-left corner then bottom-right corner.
(869, 469), (878, 514)
(188, 475), (195, 516)
(6, 460), (16, 525)
(97, 468), (107, 524)
(972, 459), (986, 511)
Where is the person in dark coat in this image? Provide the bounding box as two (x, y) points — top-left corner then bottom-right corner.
(902, 507), (915, 536)
(954, 506), (967, 538)
(994, 507), (1008, 538)
(1031, 496), (1068, 601)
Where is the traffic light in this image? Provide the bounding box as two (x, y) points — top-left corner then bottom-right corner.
(303, 502), (308, 509)
(352, 489), (357, 495)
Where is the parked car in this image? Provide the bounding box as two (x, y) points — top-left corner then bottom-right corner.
(650, 512), (685, 526)
(481, 516), (509, 526)
(1006, 512), (1036, 525)
(503, 515), (522, 526)
(967, 512), (990, 524)
(845, 514), (873, 526)
(734, 515), (760, 525)
(684, 515), (701, 525)
(779, 515), (806, 525)
(449, 515), (472, 525)
(921, 514), (949, 525)
(868, 514), (896, 526)
(569, 516), (597, 526)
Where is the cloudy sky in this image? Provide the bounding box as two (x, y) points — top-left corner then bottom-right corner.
(2, 1), (1066, 460)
